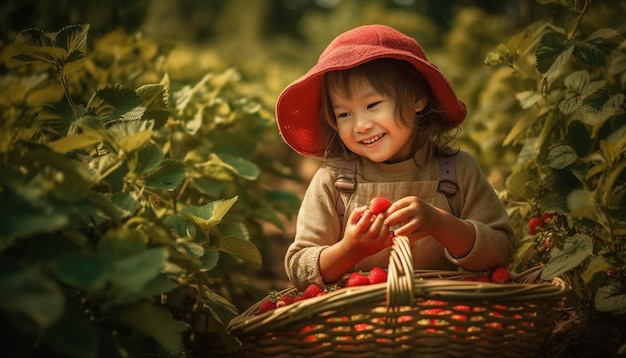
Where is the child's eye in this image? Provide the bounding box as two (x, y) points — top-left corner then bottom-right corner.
(335, 112), (350, 119)
(367, 101), (382, 110)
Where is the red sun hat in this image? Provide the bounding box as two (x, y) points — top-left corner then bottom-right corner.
(275, 24), (467, 157)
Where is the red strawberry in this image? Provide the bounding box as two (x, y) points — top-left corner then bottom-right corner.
(490, 266), (510, 283)
(541, 212), (557, 223)
(475, 276), (491, 282)
(369, 197), (392, 215)
(276, 294), (295, 308)
(258, 298), (276, 314)
(346, 272), (370, 287)
(528, 216), (543, 235)
(294, 294), (308, 302)
(367, 267), (388, 284)
(304, 283), (323, 298)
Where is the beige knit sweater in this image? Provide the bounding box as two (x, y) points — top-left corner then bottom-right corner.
(284, 150), (515, 289)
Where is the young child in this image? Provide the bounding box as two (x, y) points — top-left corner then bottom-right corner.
(276, 24), (515, 289)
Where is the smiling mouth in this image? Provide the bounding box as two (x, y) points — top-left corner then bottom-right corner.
(361, 134), (384, 145)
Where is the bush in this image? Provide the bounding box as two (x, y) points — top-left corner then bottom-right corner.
(0, 24), (299, 356)
(484, 0), (626, 328)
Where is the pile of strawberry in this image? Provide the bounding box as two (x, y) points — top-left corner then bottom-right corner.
(257, 267), (388, 314)
(462, 266), (511, 284)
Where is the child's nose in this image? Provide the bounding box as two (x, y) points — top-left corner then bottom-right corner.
(353, 113), (373, 132)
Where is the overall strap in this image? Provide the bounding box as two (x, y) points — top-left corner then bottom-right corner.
(438, 150), (460, 217)
(334, 158), (357, 226)
(334, 152), (460, 226)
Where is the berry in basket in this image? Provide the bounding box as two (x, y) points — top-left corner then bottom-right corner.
(254, 267), (388, 314)
(490, 266), (511, 283)
(367, 267), (388, 284)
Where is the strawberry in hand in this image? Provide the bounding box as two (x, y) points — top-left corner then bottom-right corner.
(369, 197), (392, 215)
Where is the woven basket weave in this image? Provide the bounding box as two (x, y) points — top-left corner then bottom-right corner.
(227, 236), (569, 357)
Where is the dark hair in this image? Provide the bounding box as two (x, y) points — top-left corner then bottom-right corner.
(320, 58), (458, 165)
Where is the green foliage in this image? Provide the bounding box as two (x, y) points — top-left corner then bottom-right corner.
(484, 0), (626, 322)
(0, 24), (299, 357)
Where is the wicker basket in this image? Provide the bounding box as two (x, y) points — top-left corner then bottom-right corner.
(227, 236), (569, 357)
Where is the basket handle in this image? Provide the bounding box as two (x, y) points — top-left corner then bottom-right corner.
(386, 235), (415, 307)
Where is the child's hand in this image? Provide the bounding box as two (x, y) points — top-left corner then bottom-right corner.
(383, 196), (441, 241)
(342, 206), (393, 257)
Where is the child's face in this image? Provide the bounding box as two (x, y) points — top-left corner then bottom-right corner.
(330, 81), (419, 163)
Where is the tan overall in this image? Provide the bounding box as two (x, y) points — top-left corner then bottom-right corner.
(339, 166), (460, 272)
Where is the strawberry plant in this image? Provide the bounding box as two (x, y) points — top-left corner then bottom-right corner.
(483, 0), (626, 352)
(0, 24), (299, 356)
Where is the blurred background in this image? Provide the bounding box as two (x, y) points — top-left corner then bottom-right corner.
(0, 0), (543, 177)
(0, 0), (545, 300)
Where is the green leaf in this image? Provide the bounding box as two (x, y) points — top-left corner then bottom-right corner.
(164, 214), (197, 239)
(192, 177), (228, 197)
(144, 159), (186, 190)
(573, 28), (622, 68)
(536, 29), (568, 75)
(130, 143), (164, 175)
(5, 28), (62, 68)
(200, 250), (220, 271)
(16, 27), (55, 47)
(0, 188), (68, 244)
(6, 46), (67, 68)
(117, 129), (153, 154)
(567, 189), (597, 220)
(135, 84), (170, 129)
(55, 24), (89, 75)
(217, 152), (260, 180)
(545, 144), (578, 169)
(180, 242), (205, 257)
(583, 93), (625, 138)
(218, 236), (262, 266)
(47, 133), (102, 153)
(199, 196), (238, 221)
(218, 221), (250, 241)
(97, 228), (147, 260)
(542, 233), (594, 279)
(581, 256), (613, 283)
(182, 197), (238, 237)
(200, 286), (239, 325)
(108, 247), (169, 304)
(85, 191), (136, 221)
(0, 260), (65, 329)
(86, 85), (142, 125)
(74, 115), (118, 151)
(55, 252), (109, 290)
(115, 302), (185, 354)
(505, 168), (530, 199)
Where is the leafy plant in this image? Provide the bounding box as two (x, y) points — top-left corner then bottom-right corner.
(485, 0), (626, 327)
(0, 24), (299, 356)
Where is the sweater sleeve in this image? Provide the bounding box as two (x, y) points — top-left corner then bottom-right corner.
(284, 165), (343, 290)
(444, 151), (515, 270)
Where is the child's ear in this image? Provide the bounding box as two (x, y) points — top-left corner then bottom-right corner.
(414, 97), (428, 112)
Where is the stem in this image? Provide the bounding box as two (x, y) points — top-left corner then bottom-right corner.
(57, 66), (80, 120)
(568, 0), (591, 40)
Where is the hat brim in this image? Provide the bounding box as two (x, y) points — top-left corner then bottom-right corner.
(276, 27), (466, 157)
